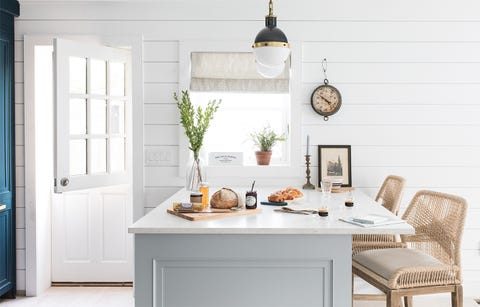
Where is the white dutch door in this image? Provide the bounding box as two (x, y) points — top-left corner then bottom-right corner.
(52, 38), (133, 282)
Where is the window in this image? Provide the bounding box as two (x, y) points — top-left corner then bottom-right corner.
(189, 52), (291, 166)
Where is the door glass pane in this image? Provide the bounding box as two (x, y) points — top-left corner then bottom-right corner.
(90, 139), (107, 173)
(69, 99), (86, 135)
(110, 138), (125, 172)
(109, 100), (125, 134)
(69, 57), (87, 94)
(91, 59), (107, 95)
(70, 139), (87, 175)
(110, 62), (125, 96)
(90, 99), (107, 134)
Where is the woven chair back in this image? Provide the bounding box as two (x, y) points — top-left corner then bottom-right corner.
(401, 190), (467, 275)
(375, 175), (406, 215)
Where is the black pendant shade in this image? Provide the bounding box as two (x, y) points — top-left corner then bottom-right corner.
(252, 0), (290, 77)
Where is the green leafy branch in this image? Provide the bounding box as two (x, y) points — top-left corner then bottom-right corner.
(174, 90), (221, 160)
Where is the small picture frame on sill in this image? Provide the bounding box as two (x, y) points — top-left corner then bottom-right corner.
(318, 145), (352, 187)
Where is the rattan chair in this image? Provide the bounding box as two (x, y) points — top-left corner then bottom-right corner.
(353, 190), (468, 307)
(352, 175), (406, 255)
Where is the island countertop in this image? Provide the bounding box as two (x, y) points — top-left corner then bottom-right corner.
(128, 187), (414, 235)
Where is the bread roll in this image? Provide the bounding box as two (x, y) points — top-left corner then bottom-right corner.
(210, 188), (238, 209)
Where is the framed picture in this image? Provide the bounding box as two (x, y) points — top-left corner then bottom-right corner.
(318, 145), (352, 187)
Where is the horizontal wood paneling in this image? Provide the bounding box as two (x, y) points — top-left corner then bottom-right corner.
(305, 146), (480, 167)
(300, 83), (480, 105)
(14, 40), (23, 62)
(303, 41), (480, 63)
(143, 41), (178, 62)
(462, 230), (480, 250)
(15, 145), (24, 166)
(302, 104), (480, 125)
(15, 20), (480, 42)
(144, 83), (178, 102)
(304, 125), (480, 146)
(144, 62), (178, 83)
(144, 187), (182, 208)
(16, 187), (25, 208)
(14, 0), (480, 294)
(16, 0), (480, 21)
(144, 104), (178, 125)
(144, 166), (183, 187)
(15, 83), (23, 104)
(303, 62), (480, 84)
(144, 124), (179, 146)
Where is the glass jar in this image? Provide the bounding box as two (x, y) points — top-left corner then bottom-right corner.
(199, 182), (209, 209)
(245, 191), (257, 209)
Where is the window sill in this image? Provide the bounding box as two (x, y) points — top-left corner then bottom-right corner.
(204, 165), (302, 185)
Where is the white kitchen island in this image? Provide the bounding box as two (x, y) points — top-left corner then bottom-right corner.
(129, 188), (414, 307)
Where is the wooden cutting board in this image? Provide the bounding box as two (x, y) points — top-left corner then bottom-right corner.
(167, 208), (262, 221)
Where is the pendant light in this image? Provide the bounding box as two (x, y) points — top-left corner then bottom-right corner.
(252, 0), (290, 77)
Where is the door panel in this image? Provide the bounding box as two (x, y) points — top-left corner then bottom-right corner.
(0, 206), (13, 293)
(52, 185), (132, 282)
(101, 194), (127, 261)
(64, 193), (90, 261)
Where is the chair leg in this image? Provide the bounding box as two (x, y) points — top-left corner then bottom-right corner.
(351, 273), (354, 307)
(451, 284), (463, 307)
(403, 295), (412, 307)
(387, 290), (401, 307)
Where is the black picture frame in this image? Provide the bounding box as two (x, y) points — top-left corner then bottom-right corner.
(318, 145), (352, 187)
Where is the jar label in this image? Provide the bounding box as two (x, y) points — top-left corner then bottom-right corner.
(246, 195), (256, 207)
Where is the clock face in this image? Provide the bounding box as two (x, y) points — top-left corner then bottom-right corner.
(310, 85), (342, 117)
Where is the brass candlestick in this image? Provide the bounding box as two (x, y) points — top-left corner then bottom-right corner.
(302, 155), (315, 190)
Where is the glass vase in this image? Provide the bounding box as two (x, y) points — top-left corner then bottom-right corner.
(186, 157), (205, 192)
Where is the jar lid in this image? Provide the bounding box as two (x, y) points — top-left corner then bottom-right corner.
(200, 182), (209, 186)
(190, 192), (203, 196)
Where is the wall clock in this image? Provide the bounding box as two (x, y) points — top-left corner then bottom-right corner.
(310, 82), (342, 121)
(310, 58), (342, 121)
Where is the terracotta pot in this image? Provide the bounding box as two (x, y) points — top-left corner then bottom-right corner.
(255, 151), (272, 165)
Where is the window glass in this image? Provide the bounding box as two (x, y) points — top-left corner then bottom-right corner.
(191, 92), (289, 165)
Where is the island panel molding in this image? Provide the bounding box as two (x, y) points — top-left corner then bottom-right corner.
(135, 234), (346, 307)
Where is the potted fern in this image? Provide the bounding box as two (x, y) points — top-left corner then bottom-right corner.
(174, 90), (221, 191)
(250, 126), (286, 165)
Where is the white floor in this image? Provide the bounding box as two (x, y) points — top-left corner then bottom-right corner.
(0, 287), (477, 307)
(0, 287), (134, 307)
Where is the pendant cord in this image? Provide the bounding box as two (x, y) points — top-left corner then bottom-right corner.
(268, 0), (274, 16)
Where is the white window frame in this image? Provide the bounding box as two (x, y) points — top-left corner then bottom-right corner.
(178, 41), (302, 183)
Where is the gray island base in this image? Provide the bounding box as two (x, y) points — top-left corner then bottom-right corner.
(129, 188), (414, 307)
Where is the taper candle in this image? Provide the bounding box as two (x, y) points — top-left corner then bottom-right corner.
(306, 135), (310, 155)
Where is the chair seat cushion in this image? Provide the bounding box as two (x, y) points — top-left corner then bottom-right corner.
(353, 248), (460, 289)
(353, 248), (444, 280)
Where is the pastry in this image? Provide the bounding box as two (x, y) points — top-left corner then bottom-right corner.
(210, 188), (239, 209)
(267, 187), (303, 203)
(268, 192), (285, 203)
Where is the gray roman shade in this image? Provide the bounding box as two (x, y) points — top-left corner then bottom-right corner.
(190, 52), (290, 93)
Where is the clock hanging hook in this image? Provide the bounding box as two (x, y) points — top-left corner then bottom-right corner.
(322, 58), (329, 85)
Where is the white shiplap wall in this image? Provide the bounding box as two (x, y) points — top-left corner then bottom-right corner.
(14, 0), (480, 296)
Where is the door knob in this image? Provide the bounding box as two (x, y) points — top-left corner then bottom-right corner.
(60, 178), (69, 187)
